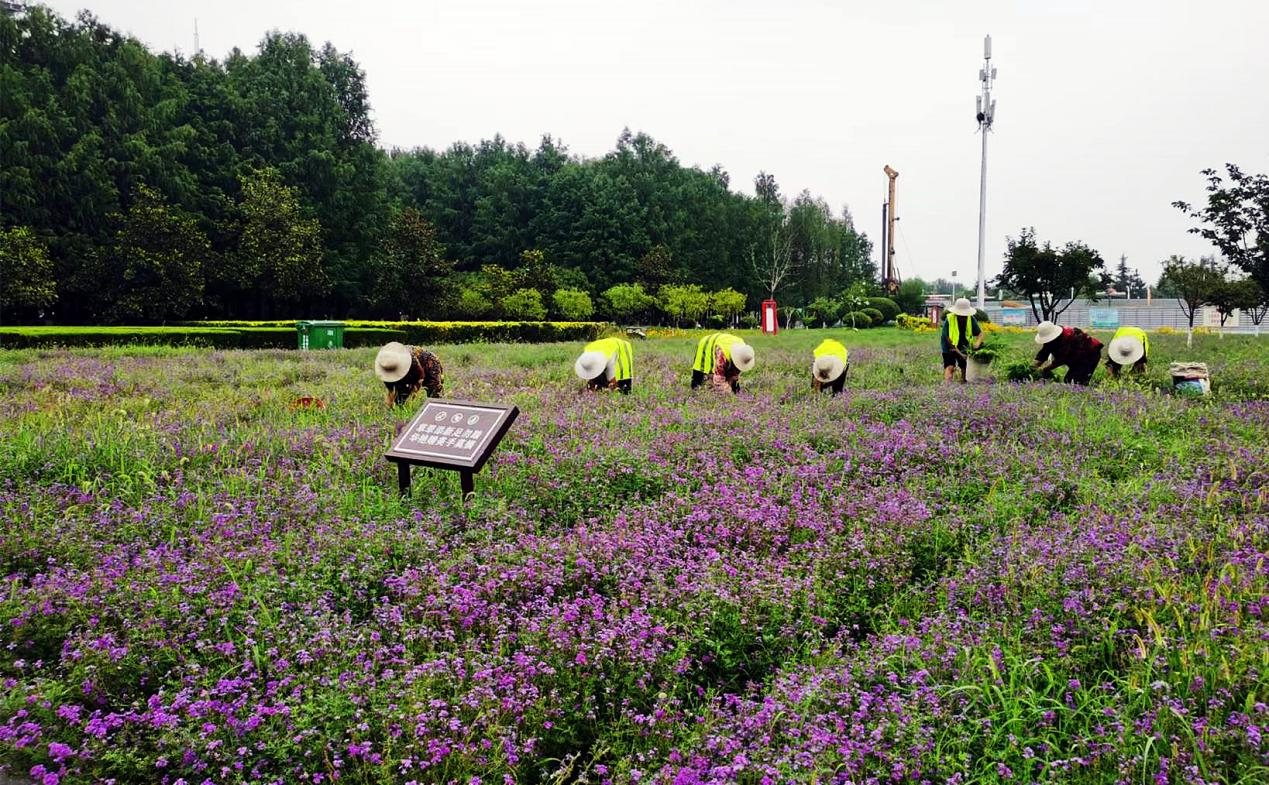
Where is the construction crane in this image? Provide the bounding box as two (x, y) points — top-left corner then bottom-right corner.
(881, 165), (901, 294)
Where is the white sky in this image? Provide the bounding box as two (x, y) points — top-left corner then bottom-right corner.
(40, 0), (1269, 287)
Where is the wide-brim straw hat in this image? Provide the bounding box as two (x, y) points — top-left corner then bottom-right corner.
(1034, 321), (1063, 344)
(730, 343), (756, 372)
(1107, 335), (1145, 366)
(949, 297), (975, 317)
(574, 350), (607, 380)
(812, 354), (846, 382)
(374, 342), (412, 382)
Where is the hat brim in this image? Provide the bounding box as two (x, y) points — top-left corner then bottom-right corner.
(731, 345), (755, 372)
(374, 342), (412, 382)
(1034, 325), (1062, 344)
(574, 351), (607, 380)
(813, 356), (846, 382)
(949, 303), (976, 317)
(1108, 338), (1145, 365)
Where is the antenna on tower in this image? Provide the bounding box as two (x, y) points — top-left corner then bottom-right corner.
(973, 34), (997, 310)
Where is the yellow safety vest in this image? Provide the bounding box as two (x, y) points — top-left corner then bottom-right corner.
(945, 313), (977, 348)
(584, 337), (633, 382)
(692, 333), (743, 373)
(1111, 326), (1149, 360)
(813, 339), (849, 364)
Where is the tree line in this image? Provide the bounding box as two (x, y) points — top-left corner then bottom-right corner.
(0, 8), (874, 325)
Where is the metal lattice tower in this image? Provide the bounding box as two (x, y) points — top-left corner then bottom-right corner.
(975, 35), (997, 309)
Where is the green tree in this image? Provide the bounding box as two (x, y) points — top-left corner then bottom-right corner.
(710, 288), (748, 326)
(1173, 165), (1268, 293)
(0, 227), (57, 323)
(1209, 276), (1262, 335)
(995, 228), (1105, 322)
(603, 282), (655, 323)
(103, 185), (210, 323)
(894, 279), (927, 315)
(804, 296), (841, 328)
(1160, 255), (1224, 347)
(500, 287), (547, 321)
(552, 287), (594, 321)
(369, 208), (453, 319)
(659, 283), (709, 327)
(233, 168), (328, 317)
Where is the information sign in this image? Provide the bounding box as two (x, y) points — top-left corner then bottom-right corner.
(386, 399), (519, 499)
(1000, 308), (1028, 326)
(1089, 308), (1120, 329)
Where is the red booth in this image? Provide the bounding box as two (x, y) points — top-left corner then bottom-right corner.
(761, 299), (778, 334)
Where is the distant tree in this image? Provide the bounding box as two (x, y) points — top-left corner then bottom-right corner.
(995, 227), (1105, 322)
(1160, 255), (1224, 347)
(0, 227), (57, 324)
(603, 282), (656, 323)
(635, 244), (678, 290)
(369, 208), (452, 319)
(894, 279), (927, 315)
(103, 185), (209, 323)
(1209, 276), (1262, 335)
(710, 288), (748, 325)
(233, 168), (327, 317)
(552, 287), (594, 320)
(500, 287), (547, 321)
(804, 296), (841, 328)
(1173, 164), (1268, 293)
(750, 221), (796, 301)
(659, 283), (709, 327)
(1111, 255), (1147, 297)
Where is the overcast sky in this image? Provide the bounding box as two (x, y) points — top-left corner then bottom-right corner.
(41, 0), (1269, 288)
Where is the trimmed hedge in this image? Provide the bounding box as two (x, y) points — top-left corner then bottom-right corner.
(864, 297), (900, 323)
(843, 311), (874, 328)
(0, 322), (608, 350)
(861, 307), (885, 326)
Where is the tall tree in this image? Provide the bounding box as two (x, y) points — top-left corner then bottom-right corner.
(0, 227), (57, 324)
(369, 208), (453, 319)
(102, 185), (210, 323)
(1173, 165), (1268, 293)
(232, 168), (327, 317)
(995, 228), (1105, 322)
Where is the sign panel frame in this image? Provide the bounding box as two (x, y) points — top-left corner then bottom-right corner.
(1088, 307), (1120, 329)
(385, 398), (520, 498)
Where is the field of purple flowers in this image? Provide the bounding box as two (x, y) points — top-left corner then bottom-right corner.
(1, 332), (1267, 785)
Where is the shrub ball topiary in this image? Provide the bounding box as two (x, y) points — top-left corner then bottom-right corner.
(861, 307), (885, 326)
(844, 311), (874, 328)
(975, 308), (992, 323)
(864, 297), (900, 323)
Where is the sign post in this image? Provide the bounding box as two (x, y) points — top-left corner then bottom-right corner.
(385, 399), (519, 502)
(761, 299), (778, 334)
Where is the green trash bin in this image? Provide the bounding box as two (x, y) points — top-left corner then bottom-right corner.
(296, 320), (345, 350)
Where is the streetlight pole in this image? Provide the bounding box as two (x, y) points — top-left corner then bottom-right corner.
(975, 35), (997, 311)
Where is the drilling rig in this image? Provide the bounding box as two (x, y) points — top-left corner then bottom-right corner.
(881, 165), (901, 294)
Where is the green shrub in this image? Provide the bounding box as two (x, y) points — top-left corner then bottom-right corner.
(975, 308), (992, 323)
(864, 297), (900, 323)
(0, 327), (245, 349)
(552, 288), (594, 321)
(861, 307), (885, 326)
(501, 288), (548, 321)
(739, 314), (759, 329)
(843, 311), (873, 329)
(703, 314), (727, 329)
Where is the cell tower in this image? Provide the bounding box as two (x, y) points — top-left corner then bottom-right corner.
(974, 34), (997, 309)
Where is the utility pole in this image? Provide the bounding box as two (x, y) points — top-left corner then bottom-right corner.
(883, 165), (899, 294)
(974, 35), (997, 310)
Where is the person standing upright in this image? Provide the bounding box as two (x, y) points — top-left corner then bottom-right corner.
(940, 298), (984, 383)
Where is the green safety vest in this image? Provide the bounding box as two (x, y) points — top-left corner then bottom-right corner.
(1111, 326), (1149, 360)
(813, 339), (849, 363)
(584, 337), (633, 382)
(693, 333), (743, 373)
(946, 313), (977, 348)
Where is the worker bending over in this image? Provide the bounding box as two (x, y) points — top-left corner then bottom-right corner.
(574, 337), (634, 394)
(375, 341), (444, 407)
(691, 333), (755, 393)
(1034, 321), (1103, 385)
(811, 338), (849, 394)
(940, 298), (984, 383)
(1105, 326), (1149, 378)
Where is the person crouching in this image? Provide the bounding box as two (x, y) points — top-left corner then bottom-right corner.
(690, 333), (755, 394)
(811, 338), (849, 394)
(375, 341), (444, 407)
(1033, 321), (1102, 385)
(574, 337), (634, 394)
(1105, 326), (1148, 378)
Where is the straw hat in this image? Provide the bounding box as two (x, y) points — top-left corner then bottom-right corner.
(731, 343), (756, 372)
(574, 350), (608, 381)
(949, 297), (975, 317)
(1107, 334), (1145, 366)
(1034, 321), (1063, 344)
(812, 354), (846, 382)
(374, 342), (413, 382)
